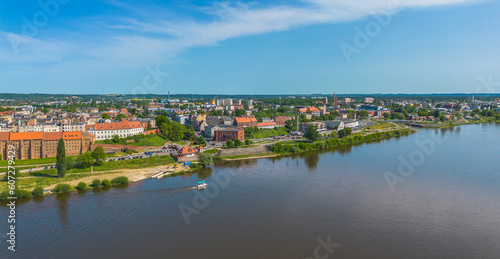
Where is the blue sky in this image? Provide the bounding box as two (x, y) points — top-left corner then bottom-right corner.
(1, 0), (499, 95)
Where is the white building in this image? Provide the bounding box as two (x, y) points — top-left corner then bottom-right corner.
(88, 119), (144, 140)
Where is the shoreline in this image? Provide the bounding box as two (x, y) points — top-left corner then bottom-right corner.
(2, 126), (420, 201)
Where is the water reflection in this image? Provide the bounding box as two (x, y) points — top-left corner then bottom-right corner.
(56, 192), (71, 227)
(197, 168), (213, 180)
(216, 159), (258, 169)
(300, 152), (320, 169)
(112, 183), (129, 190)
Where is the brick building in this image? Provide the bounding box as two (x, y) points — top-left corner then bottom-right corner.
(235, 116), (257, 128)
(214, 128), (244, 142)
(0, 131), (94, 160)
(273, 116), (294, 127)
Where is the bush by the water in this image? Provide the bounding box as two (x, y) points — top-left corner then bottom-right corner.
(92, 179), (101, 187)
(32, 186), (44, 196)
(0, 189), (33, 200)
(189, 163), (203, 170)
(53, 184), (72, 193)
(101, 179), (111, 186)
(110, 176), (129, 185)
(272, 129), (413, 155)
(76, 182), (87, 190)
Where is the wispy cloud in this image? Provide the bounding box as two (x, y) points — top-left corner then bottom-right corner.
(0, 0), (483, 73)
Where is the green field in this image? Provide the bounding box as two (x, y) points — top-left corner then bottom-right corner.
(366, 122), (397, 130)
(0, 156), (62, 167)
(252, 127), (289, 139)
(96, 134), (168, 147)
(204, 149), (219, 154)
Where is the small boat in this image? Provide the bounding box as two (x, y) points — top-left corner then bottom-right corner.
(197, 181), (207, 190)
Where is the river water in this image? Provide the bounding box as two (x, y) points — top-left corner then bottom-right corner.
(1, 124), (499, 258)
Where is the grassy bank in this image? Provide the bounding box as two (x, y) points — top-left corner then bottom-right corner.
(0, 157), (58, 167)
(271, 128), (416, 155)
(95, 134), (168, 146)
(0, 155), (175, 192)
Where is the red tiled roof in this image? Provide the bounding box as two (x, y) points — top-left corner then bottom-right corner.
(257, 122), (276, 127)
(235, 116), (257, 123)
(0, 131), (83, 141)
(10, 132), (44, 141)
(0, 132), (10, 141)
(92, 120), (143, 131)
(179, 146), (196, 155)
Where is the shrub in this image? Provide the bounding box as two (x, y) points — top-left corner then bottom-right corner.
(0, 189), (33, 200)
(189, 163), (203, 170)
(101, 179), (111, 186)
(53, 184), (72, 193)
(110, 176), (129, 185)
(32, 186), (44, 196)
(92, 179), (101, 187)
(76, 182), (87, 190)
(198, 152), (213, 167)
(3, 168), (21, 180)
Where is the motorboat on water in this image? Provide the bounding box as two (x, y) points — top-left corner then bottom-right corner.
(197, 181), (207, 190)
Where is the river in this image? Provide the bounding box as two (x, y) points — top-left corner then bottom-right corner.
(1, 123), (499, 258)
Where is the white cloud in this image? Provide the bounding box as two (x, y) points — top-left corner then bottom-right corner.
(0, 0), (482, 68)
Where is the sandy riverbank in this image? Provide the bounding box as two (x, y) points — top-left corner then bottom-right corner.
(45, 164), (191, 190)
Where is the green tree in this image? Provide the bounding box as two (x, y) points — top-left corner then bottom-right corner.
(197, 136), (207, 145)
(418, 108), (428, 116)
(146, 123), (153, 130)
(359, 110), (369, 118)
(91, 146), (106, 165)
(234, 139), (242, 147)
(234, 109), (246, 116)
(169, 122), (185, 140)
(226, 140), (234, 148)
(116, 113), (128, 121)
(32, 186), (44, 196)
(198, 153), (213, 167)
(56, 138), (66, 177)
(273, 143), (284, 153)
(112, 135), (121, 143)
(76, 182), (87, 190)
(338, 127), (352, 138)
(155, 115), (170, 128)
(102, 113), (111, 120)
(92, 179), (101, 187)
(159, 122), (171, 139)
(245, 138), (253, 145)
(304, 125), (320, 142)
(75, 151), (94, 169)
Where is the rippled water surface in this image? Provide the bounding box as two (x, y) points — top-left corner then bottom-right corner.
(1, 124), (499, 258)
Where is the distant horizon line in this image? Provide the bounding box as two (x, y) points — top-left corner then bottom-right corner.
(1, 93), (500, 97)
